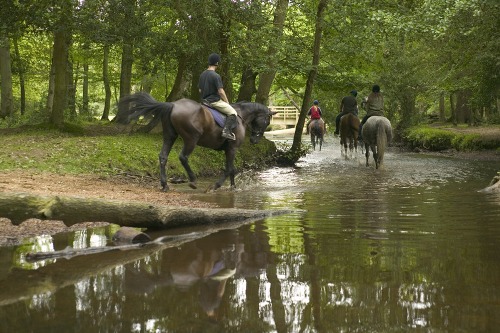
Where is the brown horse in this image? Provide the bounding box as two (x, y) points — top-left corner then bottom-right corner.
(339, 113), (360, 159)
(116, 92), (276, 191)
(310, 119), (324, 151)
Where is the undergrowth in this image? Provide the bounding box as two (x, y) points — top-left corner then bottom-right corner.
(402, 125), (499, 151)
(0, 126), (278, 179)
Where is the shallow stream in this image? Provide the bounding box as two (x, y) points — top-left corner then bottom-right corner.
(1, 136), (499, 332)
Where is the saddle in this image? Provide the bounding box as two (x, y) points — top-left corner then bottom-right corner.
(201, 102), (227, 128)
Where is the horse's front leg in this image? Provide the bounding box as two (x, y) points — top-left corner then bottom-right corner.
(214, 149), (236, 190)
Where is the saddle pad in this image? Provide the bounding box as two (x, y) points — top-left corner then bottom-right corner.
(202, 104), (226, 128)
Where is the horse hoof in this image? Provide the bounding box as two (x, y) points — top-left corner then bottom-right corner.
(161, 186), (169, 192)
(188, 182), (197, 189)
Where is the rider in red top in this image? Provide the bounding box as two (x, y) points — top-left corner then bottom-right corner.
(306, 100), (324, 134)
(309, 101), (322, 119)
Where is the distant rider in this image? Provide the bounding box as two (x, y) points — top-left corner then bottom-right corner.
(359, 85), (384, 140)
(306, 100), (325, 135)
(334, 90), (358, 136)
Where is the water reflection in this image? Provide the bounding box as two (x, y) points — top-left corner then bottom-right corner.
(1, 138), (500, 332)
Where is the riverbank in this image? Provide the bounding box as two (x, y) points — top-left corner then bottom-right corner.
(1, 124), (499, 246)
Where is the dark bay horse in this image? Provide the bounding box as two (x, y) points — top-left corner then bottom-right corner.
(310, 119), (324, 151)
(339, 113), (360, 159)
(361, 116), (393, 169)
(116, 92), (276, 191)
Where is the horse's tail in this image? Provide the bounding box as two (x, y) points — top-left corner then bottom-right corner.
(377, 121), (387, 158)
(116, 92), (173, 125)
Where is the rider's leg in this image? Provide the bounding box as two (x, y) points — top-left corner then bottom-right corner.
(334, 113), (342, 135)
(211, 100), (237, 140)
(359, 115), (369, 140)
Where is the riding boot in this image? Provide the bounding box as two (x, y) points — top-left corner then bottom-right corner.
(222, 114), (237, 140)
(358, 124), (363, 141)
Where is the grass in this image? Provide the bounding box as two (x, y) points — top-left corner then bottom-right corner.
(0, 126), (278, 179)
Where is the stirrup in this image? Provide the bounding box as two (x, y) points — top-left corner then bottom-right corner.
(222, 131), (236, 140)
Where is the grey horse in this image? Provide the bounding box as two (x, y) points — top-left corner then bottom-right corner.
(361, 116), (393, 169)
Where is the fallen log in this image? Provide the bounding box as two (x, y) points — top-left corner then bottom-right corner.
(25, 230), (206, 262)
(112, 226), (151, 244)
(0, 192), (293, 227)
(479, 173), (500, 193)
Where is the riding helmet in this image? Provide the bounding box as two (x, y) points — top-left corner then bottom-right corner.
(372, 85), (380, 93)
(208, 53), (221, 66)
(350, 90), (357, 97)
(313, 100), (319, 105)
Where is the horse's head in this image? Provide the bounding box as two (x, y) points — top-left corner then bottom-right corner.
(248, 105), (277, 144)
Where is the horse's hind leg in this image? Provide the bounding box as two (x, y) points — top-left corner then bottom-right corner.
(365, 143), (370, 166)
(376, 150), (383, 169)
(159, 136), (176, 192)
(179, 142), (198, 189)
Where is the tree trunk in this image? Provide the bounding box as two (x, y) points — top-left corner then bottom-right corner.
(455, 89), (471, 124)
(254, 0), (289, 106)
(439, 92), (445, 122)
(190, 62), (204, 101)
(101, 44), (111, 120)
(0, 34), (13, 118)
(450, 93), (457, 125)
(82, 58), (90, 117)
(237, 65), (258, 102)
(46, 57), (55, 116)
(67, 53), (76, 119)
(13, 36), (25, 115)
(235, 0), (263, 102)
(399, 89), (416, 129)
(166, 54), (189, 102)
(50, 28), (70, 127)
(119, 42), (133, 98)
(291, 0), (328, 156)
(0, 192), (291, 227)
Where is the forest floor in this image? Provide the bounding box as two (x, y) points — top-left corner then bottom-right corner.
(1, 125), (499, 246)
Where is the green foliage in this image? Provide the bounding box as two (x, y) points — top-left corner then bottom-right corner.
(402, 125), (500, 151)
(2, 0), (499, 133)
(273, 141), (311, 166)
(403, 126), (456, 151)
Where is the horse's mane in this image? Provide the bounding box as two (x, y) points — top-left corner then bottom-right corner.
(233, 101), (266, 112)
